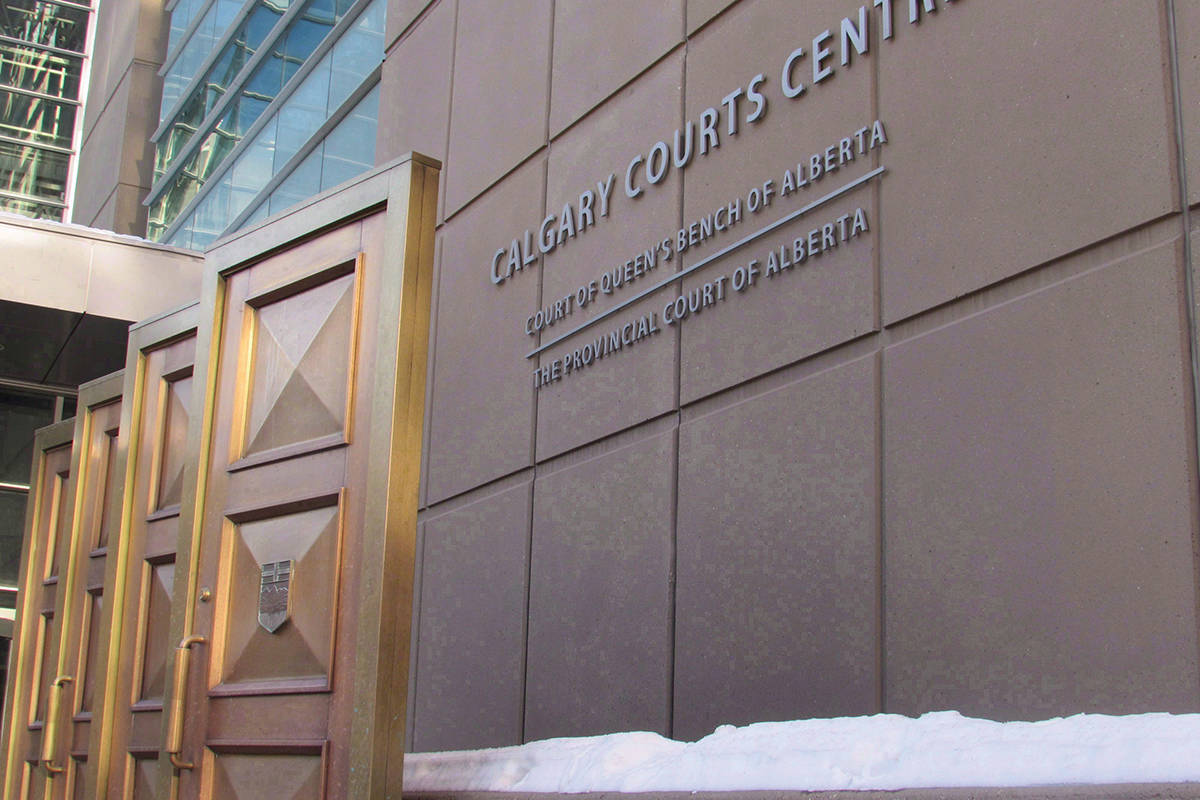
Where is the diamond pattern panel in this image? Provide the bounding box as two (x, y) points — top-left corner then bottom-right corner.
(69, 758), (86, 800)
(156, 375), (192, 510)
(46, 468), (68, 580)
(21, 761), (45, 800)
(96, 429), (119, 547)
(137, 561), (175, 702)
(244, 273), (355, 458)
(128, 754), (162, 800)
(211, 752), (323, 800)
(32, 611), (53, 724)
(219, 505), (340, 686)
(79, 590), (103, 712)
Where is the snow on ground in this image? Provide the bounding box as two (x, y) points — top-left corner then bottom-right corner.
(403, 711), (1200, 793)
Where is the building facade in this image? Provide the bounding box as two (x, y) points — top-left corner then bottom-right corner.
(380, 0), (1200, 750)
(143, 0), (383, 247)
(0, 0), (96, 220)
(5, 0), (1200, 789)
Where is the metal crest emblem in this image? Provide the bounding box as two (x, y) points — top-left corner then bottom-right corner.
(258, 559), (293, 633)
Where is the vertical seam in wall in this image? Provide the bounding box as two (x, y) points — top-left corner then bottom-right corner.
(520, 473), (535, 744)
(520, 158), (547, 747)
(439, 0), (461, 223)
(667, 420), (680, 739)
(407, 524), (425, 747)
(871, 5), (887, 714)
(412, 249), (446, 744)
(667, 20), (688, 741)
(419, 242), (443, 513)
(521, 0), (556, 744)
(544, 0), (556, 145)
(1165, 0), (1200, 699)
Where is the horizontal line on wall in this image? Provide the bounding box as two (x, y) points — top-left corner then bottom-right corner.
(525, 166), (886, 360)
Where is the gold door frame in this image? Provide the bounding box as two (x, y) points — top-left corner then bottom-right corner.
(162, 153), (439, 798)
(87, 303), (200, 800)
(0, 418), (74, 799)
(1, 152), (438, 800)
(56, 371), (126, 799)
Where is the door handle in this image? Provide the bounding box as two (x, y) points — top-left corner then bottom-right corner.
(165, 634), (206, 770)
(40, 674), (73, 774)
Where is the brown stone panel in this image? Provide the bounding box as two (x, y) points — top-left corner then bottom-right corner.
(1194, 229), (1200, 351)
(412, 482), (531, 752)
(678, 195), (876, 403)
(377, 0), (454, 177)
(1177, 0), (1200, 207)
(880, 1), (1174, 324)
(883, 238), (1200, 719)
(548, 0), (683, 137)
(418, 235), (444, 509)
(525, 428), (674, 741)
(74, 60), (161, 235)
(81, 0), (164, 132)
(535, 52), (684, 460)
(444, 0), (552, 215)
(674, 356), (878, 742)
(679, 0), (876, 402)
(74, 66), (129, 226)
(686, 0), (738, 35)
(384, 0), (435, 51)
(426, 157), (543, 503)
(81, 0), (117, 134)
(77, 183), (150, 237)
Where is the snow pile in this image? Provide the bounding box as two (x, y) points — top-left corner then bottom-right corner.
(403, 711), (1200, 793)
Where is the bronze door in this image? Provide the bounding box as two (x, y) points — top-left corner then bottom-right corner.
(165, 158), (438, 800)
(173, 216), (381, 800)
(0, 373), (128, 800)
(88, 308), (200, 800)
(56, 375), (126, 800)
(0, 420), (75, 799)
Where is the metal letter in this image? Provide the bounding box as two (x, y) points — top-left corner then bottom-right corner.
(781, 47), (806, 98)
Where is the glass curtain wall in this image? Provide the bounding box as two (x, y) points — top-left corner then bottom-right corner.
(0, 0), (92, 220)
(147, 0), (382, 247)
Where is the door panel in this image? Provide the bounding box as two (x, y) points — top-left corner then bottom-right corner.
(92, 428), (119, 552)
(76, 590), (104, 714)
(4, 156), (438, 800)
(172, 234), (371, 800)
(20, 762), (46, 800)
(233, 268), (358, 465)
(203, 744), (326, 800)
(31, 610), (56, 726)
(134, 559), (176, 704)
(58, 381), (125, 800)
(126, 753), (161, 800)
(211, 499), (343, 691)
(166, 156), (439, 800)
(82, 307), (200, 800)
(153, 374), (192, 513)
(1, 422), (74, 800)
(75, 585), (108, 724)
(0, 373), (131, 800)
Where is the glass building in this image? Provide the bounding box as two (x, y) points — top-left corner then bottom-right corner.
(0, 0), (94, 220)
(145, 0), (383, 248)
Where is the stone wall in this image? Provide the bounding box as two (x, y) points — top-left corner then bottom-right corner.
(376, 0), (1200, 750)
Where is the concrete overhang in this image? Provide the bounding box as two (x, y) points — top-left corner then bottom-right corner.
(0, 213), (204, 388)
